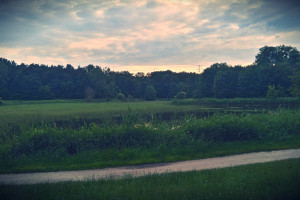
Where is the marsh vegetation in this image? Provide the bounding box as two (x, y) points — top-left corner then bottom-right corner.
(0, 99), (299, 173)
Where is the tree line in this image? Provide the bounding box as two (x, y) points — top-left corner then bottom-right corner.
(0, 45), (299, 101)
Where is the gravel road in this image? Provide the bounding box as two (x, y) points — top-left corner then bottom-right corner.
(1, 148), (300, 185)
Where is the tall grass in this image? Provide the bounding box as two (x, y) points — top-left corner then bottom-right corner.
(0, 100), (213, 130)
(1, 109), (299, 159)
(172, 97), (300, 109)
(1, 99), (300, 173)
(4, 98), (296, 129)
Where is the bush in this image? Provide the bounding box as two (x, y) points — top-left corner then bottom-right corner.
(0, 97), (4, 105)
(176, 91), (187, 99)
(117, 93), (127, 102)
(85, 87), (95, 102)
(145, 86), (156, 101)
(3, 108), (300, 158)
(266, 85), (279, 101)
(127, 95), (134, 101)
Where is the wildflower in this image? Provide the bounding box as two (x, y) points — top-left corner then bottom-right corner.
(144, 122), (151, 127)
(171, 125), (182, 130)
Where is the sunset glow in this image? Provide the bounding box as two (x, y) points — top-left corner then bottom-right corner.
(0, 0), (299, 73)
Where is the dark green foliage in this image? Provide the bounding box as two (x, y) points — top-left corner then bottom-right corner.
(255, 45), (299, 66)
(0, 97), (3, 105)
(0, 58), (196, 100)
(145, 85), (156, 101)
(0, 45), (299, 100)
(85, 87), (95, 102)
(237, 65), (261, 97)
(127, 94), (134, 101)
(38, 85), (54, 100)
(116, 93), (126, 102)
(2, 109), (299, 159)
(266, 85), (279, 101)
(149, 70), (176, 98)
(213, 66), (242, 98)
(291, 58), (300, 98)
(199, 63), (229, 98)
(193, 89), (202, 98)
(176, 91), (187, 99)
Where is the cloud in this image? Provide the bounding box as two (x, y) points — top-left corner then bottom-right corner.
(0, 0), (299, 73)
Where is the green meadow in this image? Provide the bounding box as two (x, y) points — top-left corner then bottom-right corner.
(0, 98), (299, 173)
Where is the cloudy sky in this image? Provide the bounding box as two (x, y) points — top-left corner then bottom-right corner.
(0, 0), (299, 73)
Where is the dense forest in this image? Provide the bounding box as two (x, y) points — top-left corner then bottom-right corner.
(0, 45), (299, 100)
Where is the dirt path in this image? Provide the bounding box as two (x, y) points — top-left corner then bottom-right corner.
(1, 148), (300, 185)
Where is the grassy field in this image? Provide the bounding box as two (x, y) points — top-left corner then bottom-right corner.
(1, 158), (299, 200)
(4, 98), (297, 128)
(0, 100), (181, 127)
(0, 99), (300, 173)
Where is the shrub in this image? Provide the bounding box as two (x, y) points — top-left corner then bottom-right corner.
(127, 95), (134, 101)
(193, 89), (202, 98)
(117, 93), (127, 102)
(266, 85), (279, 101)
(176, 91), (187, 99)
(4, 109), (300, 157)
(145, 86), (156, 101)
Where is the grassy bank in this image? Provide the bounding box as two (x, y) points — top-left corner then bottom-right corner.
(1, 158), (299, 200)
(1, 136), (299, 173)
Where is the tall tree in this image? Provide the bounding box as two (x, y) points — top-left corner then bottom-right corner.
(214, 66), (242, 98)
(199, 63), (229, 98)
(145, 85), (156, 101)
(290, 58), (300, 97)
(0, 59), (9, 98)
(255, 45), (299, 67)
(237, 64), (260, 97)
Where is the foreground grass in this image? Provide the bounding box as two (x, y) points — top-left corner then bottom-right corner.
(1, 158), (299, 200)
(1, 135), (300, 174)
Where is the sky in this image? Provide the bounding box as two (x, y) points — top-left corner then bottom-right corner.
(0, 0), (299, 74)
